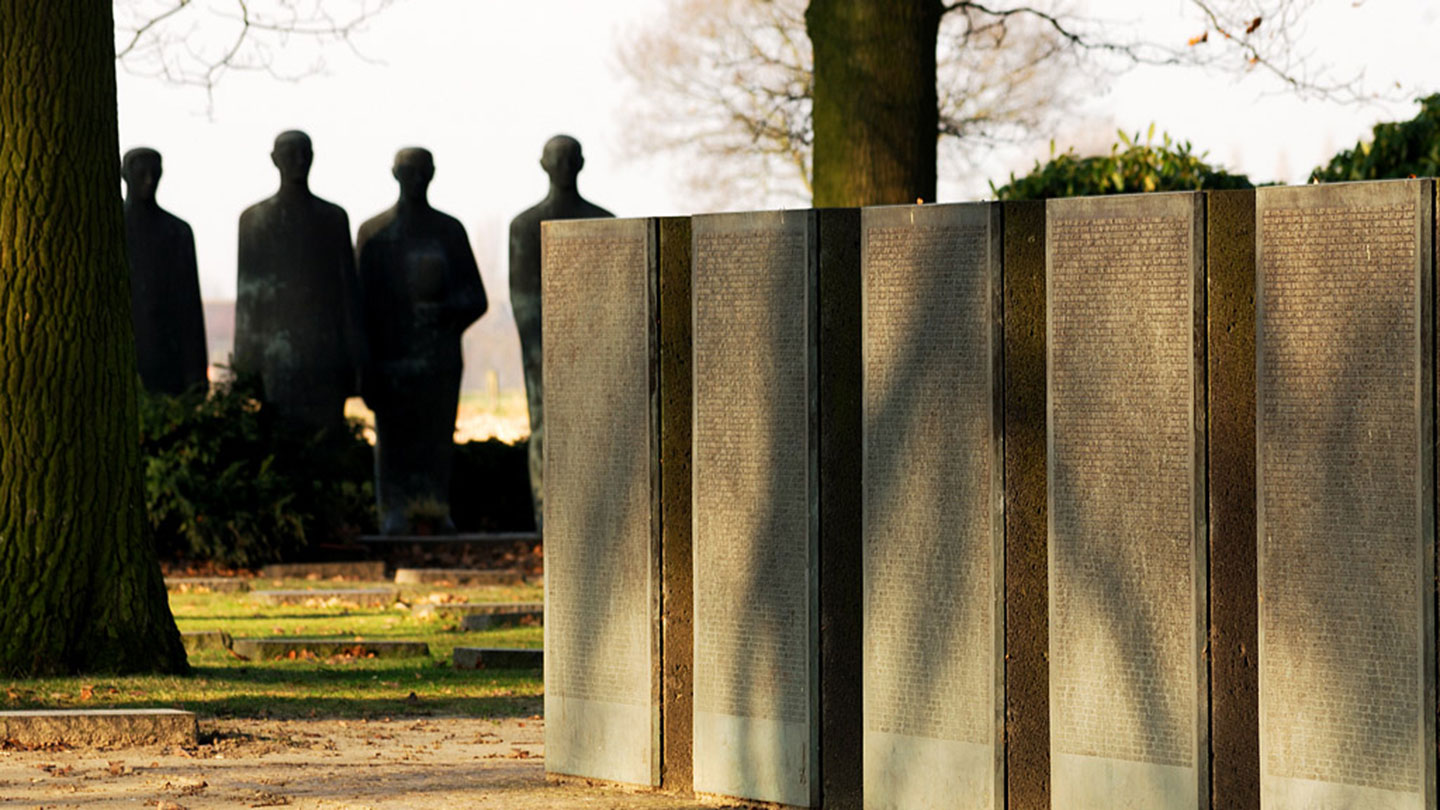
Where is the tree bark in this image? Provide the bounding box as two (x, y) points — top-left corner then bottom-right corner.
(0, 0), (188, 675)
(806, 0), (942, 207)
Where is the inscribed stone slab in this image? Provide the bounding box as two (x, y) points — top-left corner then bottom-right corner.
(1256, 180), (1436, 810)
(691, 210), (816, 807)
(861, 202), (1004, 810)
(1046, 192), (1208, 809)
(542, 216), (658, 788)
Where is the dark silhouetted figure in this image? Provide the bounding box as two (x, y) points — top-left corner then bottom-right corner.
(123, 147), (208, 395)
(235, 130), (363, 432)
(358, 148), (488, 535)
(509, 135), (613, 531)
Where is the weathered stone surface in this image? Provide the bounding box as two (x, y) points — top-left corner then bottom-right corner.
(122, 147), (208, 396)
(1256, 180), (1435, 810)
(542, 217), (695, 791)
(1046, 192), (1207, 809)
(260, 561), (386, 581)
(460, 610), (543, 631)
(453, 647), (542, 670)
(393, 568), (523, 586)
(510, 135), (615, 531)
(357, 147), (488, 536)
(181, 630), (233, 653)
(249, 588), (397, 607)
(861, 202), (1003, 810)
(231, 638), (429, 660)
(1205, 188), (1259, 810)
(414, 601), (544, 619)
(1001, 199), (1049, 810)
(691, 209), (861, 809)
(165, 577), (251, 593)
(657, 216), (695, 795)
(234, 130), (362, 432)
(0, 710), (197, 747)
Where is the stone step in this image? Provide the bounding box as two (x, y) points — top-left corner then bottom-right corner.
(231, 638), (430, 660)
(165, 577), (251, 593)
(181, 630), (233, 653)
(260, 561), (386, 581)
(460, 610), (543, 631)
(413, 601), (544, 619)
(249, 588), (398, 607)
(393, 568), (525, 586)
(452, 647), (542, 670)
(0, 709), (197, 747)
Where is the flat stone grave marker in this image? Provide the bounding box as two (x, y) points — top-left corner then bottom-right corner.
(460, 609), (543, 631)
(249, 588), (397, 607)
(0, 710), (197, 747)
(181, 630), (233, 653)
(393, 568), (523, 586)
(691, 209), (862, 808)
(414, 601), (544, 619)
(861, 202), (1004, 809)
(165, 577), (251, 593)
(1046, 192), (1208, 809)
(1257, 180), (1436, 810)
(541, 216), (693, 791)
(260, 561), (385, 580)
(454, 647), (543, 670)
(231, 638), (429, 660)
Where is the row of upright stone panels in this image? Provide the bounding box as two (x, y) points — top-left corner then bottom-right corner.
(540, 179), (1439, 810)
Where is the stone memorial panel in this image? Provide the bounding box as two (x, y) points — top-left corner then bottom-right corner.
(1256, 180), (1435, 810)
(861, 202), (1003, 810)
(542, 216), (658, 787)
(691, 209), (861, 808)
(1046, 192), (1207, 809)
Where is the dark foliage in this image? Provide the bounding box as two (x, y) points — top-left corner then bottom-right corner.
(992, 127), (1253, 200)
(1310, 94), (1440, 182)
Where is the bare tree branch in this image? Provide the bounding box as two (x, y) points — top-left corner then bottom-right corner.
(113, 0), (397, 107)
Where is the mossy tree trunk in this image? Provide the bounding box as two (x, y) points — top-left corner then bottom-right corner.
(0, 0), (188, 675)
(805, 0), (942, 207)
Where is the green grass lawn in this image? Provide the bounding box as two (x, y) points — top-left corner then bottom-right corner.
(2, 578), (545, 720)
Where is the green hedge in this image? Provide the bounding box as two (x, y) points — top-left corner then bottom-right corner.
(1310, 94), (1440, 183)
(991, 127), (1253, 201)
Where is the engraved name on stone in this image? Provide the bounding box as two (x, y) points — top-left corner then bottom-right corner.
(693, 220), (810, 724)
(862, 204), (1003, 809)
(1257, 182), (1434, 809)
(1047, 194), (1205, 807)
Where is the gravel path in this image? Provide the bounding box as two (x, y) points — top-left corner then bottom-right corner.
(0, 716), (739, 809)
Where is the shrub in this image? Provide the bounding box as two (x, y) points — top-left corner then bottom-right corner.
(991, 126), (1253, 200)
(1310, 94), (1440, 183)
(138, 375), (375, 567)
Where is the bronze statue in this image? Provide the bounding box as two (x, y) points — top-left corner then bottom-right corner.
(509, 135), (613, 530)
(123, 147), (208, 395)
(234, 130), (363, 431)
(358, 148), (488, 534)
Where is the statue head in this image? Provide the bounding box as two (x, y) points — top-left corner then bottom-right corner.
(540, 135), (584, 190)
(271, 130), (314, 187)
(392, 147), (435, 203)
(122, 147), (162, 203)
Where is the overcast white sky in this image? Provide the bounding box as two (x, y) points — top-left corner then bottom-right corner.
(115, 0), (1440, 304)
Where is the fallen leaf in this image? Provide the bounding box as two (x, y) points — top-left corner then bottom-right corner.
(1245, 16), (1262, 34)
(79, 685), (94, 701)
(1187, 31), (1208, 46)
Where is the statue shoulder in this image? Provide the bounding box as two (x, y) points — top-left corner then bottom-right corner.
(510, 201), (547, 233)
(239, 196), (276, 230)
(313, 196), (351, 229)
(584, 200), (615, 219)
(358, 207), (399, 244)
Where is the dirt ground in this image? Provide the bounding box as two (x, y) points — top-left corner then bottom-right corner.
(0, 716), (735, 809)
